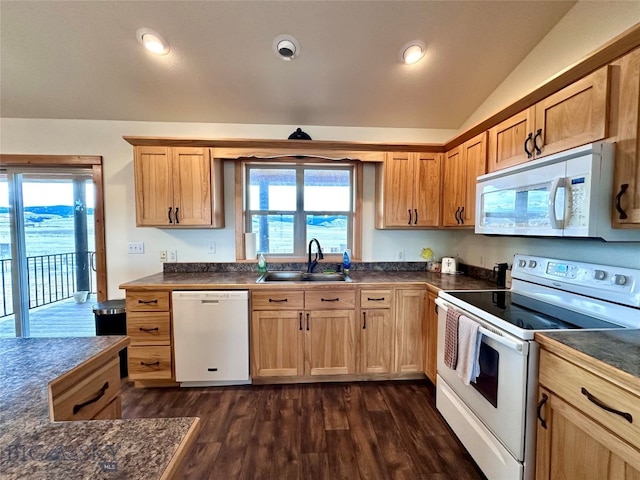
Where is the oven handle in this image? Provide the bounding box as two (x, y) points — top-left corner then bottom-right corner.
(435, 298), (525, 353)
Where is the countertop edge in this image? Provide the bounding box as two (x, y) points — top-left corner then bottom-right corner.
(160, 417), (201, 480)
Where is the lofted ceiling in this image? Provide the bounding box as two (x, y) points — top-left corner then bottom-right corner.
(0, 1), (576, 130)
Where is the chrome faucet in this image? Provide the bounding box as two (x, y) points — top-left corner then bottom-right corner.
(307, 238), (324, 273)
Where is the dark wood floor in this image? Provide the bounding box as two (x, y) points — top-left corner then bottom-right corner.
(121, 380), (485, 480)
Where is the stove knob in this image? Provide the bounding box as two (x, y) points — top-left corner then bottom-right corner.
(518, 260), (527, 268)
(529, 260), (537, 268)
(593, 270), (606, 280)
(613, 274), (627, 286)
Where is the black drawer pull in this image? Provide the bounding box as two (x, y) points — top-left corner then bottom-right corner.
(615, 184), (629, 220)
(207, 368), (218, 372)
(268, 298), (288, 303)
(140, 361), (160, 367)
(139, 327), (159, 332)
(537, 393), (548, 429)
(581, 387), (633, 423)
(362, 311), (367, 329)
(299, 312), (303, 331)
(321, 298), (339, 302)
(306, 313), (310, 331)
(73, 381), (109, 414)
(367, 297), (385, 301)
(138, 299), (158, 304)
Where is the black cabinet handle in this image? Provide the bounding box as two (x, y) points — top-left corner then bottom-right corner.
(454, 206), (461, 224)
(175, 207), (180, 224)
(268, 298), (288, 303)
(299, 312), (303, 331)
(139, 327), (159, 332)
(168, 207), (173, 224)
(434, 304), (438, 315)
(306, 313), (310, 331)
(581, 387), (633, 423)
(362, 311), (367, 329)
(414, 208), (418, 225)
(524, 132), (533, 158)
(615, 184), (629, 220)
(533, 129), (543, 155)
(537, 393), (548, 429)
(408, 209), (412, 225)
(138, 299), (158, 304)
(73, 382), (108, 414)
(321, 298), (339, 302)
(459, 206), (465, 225)
(367, 297), (385, 301)
(140, 361), (160, 367)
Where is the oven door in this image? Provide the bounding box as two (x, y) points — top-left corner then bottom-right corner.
(435, 298), (530, 460)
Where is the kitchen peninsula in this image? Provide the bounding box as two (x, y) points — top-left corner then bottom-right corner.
(0, 336), (199, 479)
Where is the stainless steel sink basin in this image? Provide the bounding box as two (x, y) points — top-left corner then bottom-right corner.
(256, 271), (351, 283)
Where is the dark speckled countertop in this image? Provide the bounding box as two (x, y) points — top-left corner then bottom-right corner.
(537, 330), (640, 391)
(0, 337), (197, 480)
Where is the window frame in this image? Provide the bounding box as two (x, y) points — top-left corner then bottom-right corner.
(235, 158), (362, 262)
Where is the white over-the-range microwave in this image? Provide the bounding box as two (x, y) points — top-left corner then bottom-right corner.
(475, 141), (640, 241)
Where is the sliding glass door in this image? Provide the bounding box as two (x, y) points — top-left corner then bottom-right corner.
(0, 168), (101, 338)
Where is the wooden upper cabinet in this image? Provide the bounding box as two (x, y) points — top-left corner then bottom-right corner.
(610, 47), (640, 227)
(375, 152), (442, 229)
(488, 66), (610, 173)
(134, 146), (224, 228)
(442, 132), (486, 227)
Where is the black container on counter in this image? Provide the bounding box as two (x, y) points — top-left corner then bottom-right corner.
(493, 263), (509, 288)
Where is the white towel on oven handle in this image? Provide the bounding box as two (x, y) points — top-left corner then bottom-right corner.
(455, 314), (482, 385)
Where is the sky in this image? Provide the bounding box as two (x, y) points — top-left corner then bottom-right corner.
(0, 181), (95, 208)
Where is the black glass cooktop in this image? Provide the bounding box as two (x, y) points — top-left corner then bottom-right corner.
(446, 291), (622, 331)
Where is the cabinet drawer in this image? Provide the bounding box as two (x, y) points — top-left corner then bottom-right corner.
(92, 396), (122, 420)
(126, 291), (170, 312)
(360, 289), (392, 308)
(50, 357), (121, 421)
(127, 311), (171, 345)
(305, 290), (356, 310)
(128, 345), (173, 380)
(539, 350), (640, 450)
(252, 291), (304, 310)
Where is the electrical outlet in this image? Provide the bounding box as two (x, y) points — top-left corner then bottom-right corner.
(207, 241), (216, 254)
(396, 249), (405, 261)
(159, 250), (167, 262)
(168, 250), (177, 262)
(128, 242), (144, 254)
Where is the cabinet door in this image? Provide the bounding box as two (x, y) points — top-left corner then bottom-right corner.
(536, 388), (640, 480)
(442, 146), (465, 227)
(413, 152), (442, 227)
(423, 291), (438, 383)
(361, 308), (394, 374)
(535, 66), (609, 159)
(487, 108), (534, 173)
(171, 147), (212, 226)
(461, 132), (487, 225)
(134, 146), (173, 226)
(612, 48), (640, 226)
(395, 289), (424, 373)
(382, 152), (414, 227)
(251, 310), (303, 377)
(305, 309), (357, 376)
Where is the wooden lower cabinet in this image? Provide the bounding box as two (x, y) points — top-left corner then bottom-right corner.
(361, 308), (394, 374)
(394, 288), (424, 373)
(305, 310), (357, 376)
(536, 347), (640, 479)
(423, 290), (438, 383)
(251, 310), (303, 377)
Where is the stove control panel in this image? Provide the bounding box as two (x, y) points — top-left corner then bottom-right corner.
(511, 254), (640, 308)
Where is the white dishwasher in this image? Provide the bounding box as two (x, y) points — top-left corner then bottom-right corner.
(172, 290), (249, 386)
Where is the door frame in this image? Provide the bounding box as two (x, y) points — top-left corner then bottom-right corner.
(0, 154), (108, 303)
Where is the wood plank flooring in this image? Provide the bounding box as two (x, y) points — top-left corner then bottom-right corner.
(121, 380), (486, 480)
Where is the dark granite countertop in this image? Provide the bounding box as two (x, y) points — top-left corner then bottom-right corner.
(0, 337), (197, 479)
(119, 269), (499, 291)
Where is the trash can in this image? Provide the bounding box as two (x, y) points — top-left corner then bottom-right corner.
(93, 299), (128, 378)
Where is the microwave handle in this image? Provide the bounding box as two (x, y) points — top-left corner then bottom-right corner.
(548, 177), (565, 229)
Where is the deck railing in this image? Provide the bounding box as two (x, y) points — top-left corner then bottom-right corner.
(0, 252), (96, 318)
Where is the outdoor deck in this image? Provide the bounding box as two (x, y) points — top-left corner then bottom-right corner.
(0, 296), (98, 337)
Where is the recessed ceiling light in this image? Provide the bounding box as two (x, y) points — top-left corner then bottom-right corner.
(136, 28), (170, 55)
(273, 34), (300, 61)
(400, 40), (426, 65)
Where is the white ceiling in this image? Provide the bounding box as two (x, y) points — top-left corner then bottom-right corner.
(0, 1), (576, 130)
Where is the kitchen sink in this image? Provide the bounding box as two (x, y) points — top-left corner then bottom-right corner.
(256, 271), (351, 283)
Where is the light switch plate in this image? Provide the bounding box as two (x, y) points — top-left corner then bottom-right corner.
(128, 242), (144, 254)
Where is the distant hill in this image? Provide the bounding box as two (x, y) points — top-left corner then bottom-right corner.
(0, 205), (94, 216)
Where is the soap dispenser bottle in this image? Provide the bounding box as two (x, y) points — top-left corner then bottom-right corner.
(258, 253), (267, 273)
(342, 250), (351, 275)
